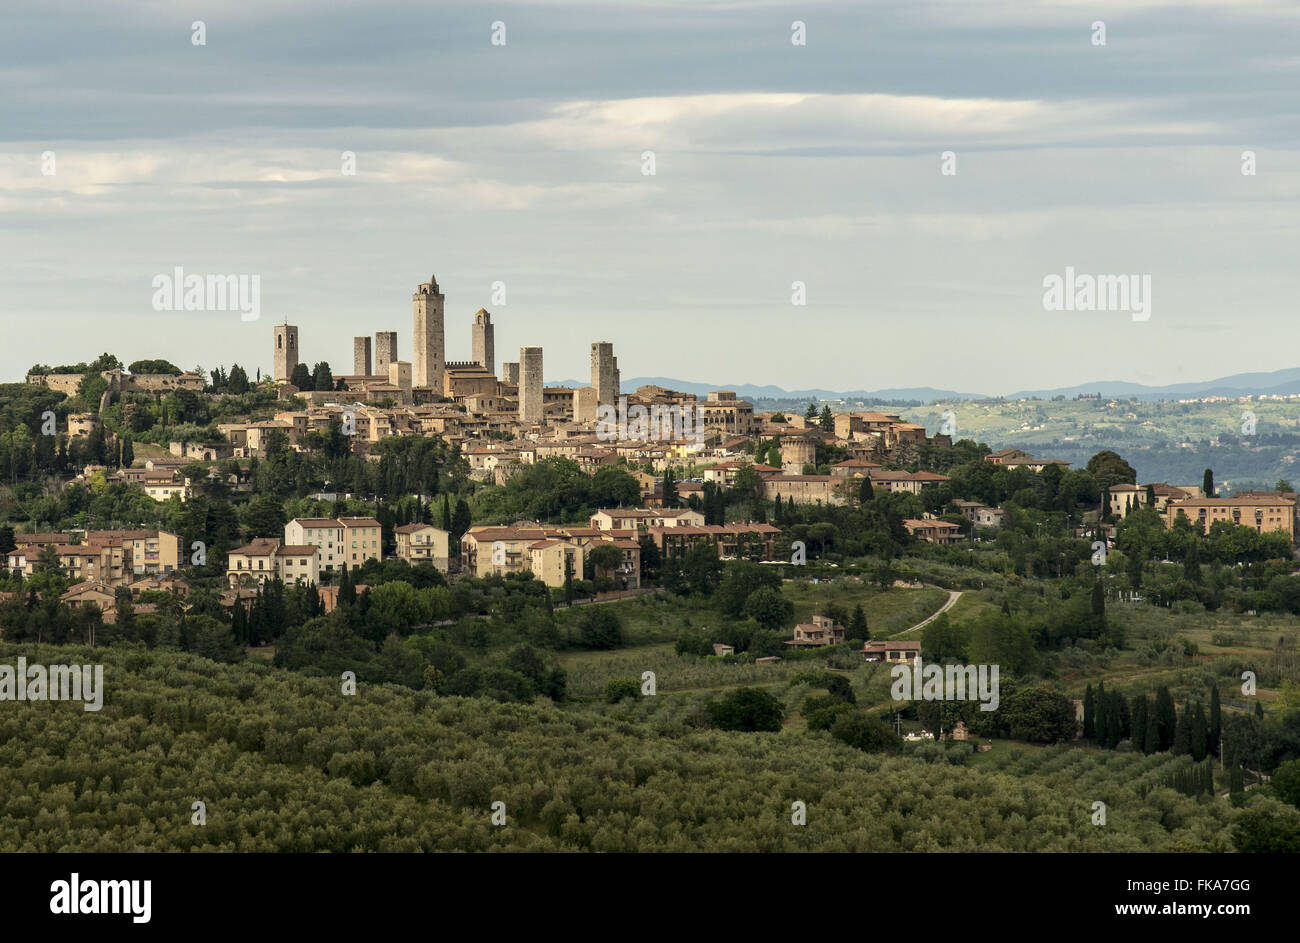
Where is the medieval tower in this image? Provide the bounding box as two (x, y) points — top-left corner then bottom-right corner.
(519, 347), (544, 423)
(412, 275), (445, 390)
(273, 323), (299, 381)
(590, 342), (616, 406)
(353, 336), (372, 376)
(375, 331), (397, 374)
(472, 309), (495, 375)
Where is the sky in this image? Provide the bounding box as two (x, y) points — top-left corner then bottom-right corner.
(2, 0), (1299, 394)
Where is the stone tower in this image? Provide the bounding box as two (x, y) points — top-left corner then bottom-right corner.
(501, 361), (520, 385)
(412, 275), (445, 390)
(780, 435), (817, 474)
(519, 347), (543, 424)
(590, 342), (615, 406)
(274, 323), (299, 381)
(472, 309), (495, 375)
(353, 336), (372, 376)
(375, 331), (398, 374)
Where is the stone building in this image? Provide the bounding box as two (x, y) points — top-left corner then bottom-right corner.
(573, 386), (598, 423)
(388, 361), (412, 390)
(501, 361), (520, 385)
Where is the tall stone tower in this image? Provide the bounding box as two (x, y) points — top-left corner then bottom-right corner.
(501, 361), (520, 385)
(375, 331), (397, 374)
(412, 275), (445, 390)
(519, 347), (543, 424)
(274, 323), (299, 381)
(472, 309), (495, 375)
(353, 336), (372, 376)
(613, 356), (621, 399)
(591, 342), (615, 406)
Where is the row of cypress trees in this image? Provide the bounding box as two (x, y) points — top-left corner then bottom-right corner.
(1083, 682), (1224, 761)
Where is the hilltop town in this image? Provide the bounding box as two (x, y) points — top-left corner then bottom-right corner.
(2, 271), (1300, 856)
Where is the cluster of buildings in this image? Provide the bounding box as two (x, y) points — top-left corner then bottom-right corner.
(5, 529), (181, 585)
(782, 612), (923, 663)
(3, 528), (188, 624)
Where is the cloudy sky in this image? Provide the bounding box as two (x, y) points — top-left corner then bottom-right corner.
(2, 0), (1298, 394)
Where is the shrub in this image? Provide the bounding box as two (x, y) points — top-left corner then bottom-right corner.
(604, 677), (642, 704)
(706, 687), (784, 732)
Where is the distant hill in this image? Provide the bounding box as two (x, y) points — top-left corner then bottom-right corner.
(1006, 367), (1300, 401)
(543, 377), (991, 401)
(535, 366), (1300, 404)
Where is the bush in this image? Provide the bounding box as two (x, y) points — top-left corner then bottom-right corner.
(831, 712), (902, 754)
(604, 677), (641, 704)
(706, 687), (784, 732)
(576, 607), (623, 649)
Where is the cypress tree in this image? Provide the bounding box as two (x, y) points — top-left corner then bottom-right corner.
(339, 564), (355, 607)
(1082, 684), (1096, 740)
(849, 604), (868, 641)
(1189, 700), (1208, 762)
(1255, 700), (1264, 719)
(1203, 468), (1214, 496)
(1208, 686), (1222, 757)
(1095, 683), (1109, 746)
(231, 602), (248, 645)
(1105, 693), (1122, 749)
(452, 497), (472, 541)
(1172, 703), (1191, 756)
(1155, 686), (1177, 751)
(1131, 695), (1148, 753)
(662, 468), (677, 507)
(1183, 540), (1201, 585)
(1143, 708), (1158, 755)
(441, 494), (451, 531)
(1227, 749), (1244, 796)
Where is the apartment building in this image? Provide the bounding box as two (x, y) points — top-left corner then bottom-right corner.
(394, 523), (452, 571)
(6, 529), (181, 585)
(646, 522), (781, 560)
(589, 508), (705, 531)
(1164, 495), (1297, 538)
(284, 517), (383, 571)
(461, 525), (641, 588)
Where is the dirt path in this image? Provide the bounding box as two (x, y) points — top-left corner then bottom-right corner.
(892, 589), (963, 638)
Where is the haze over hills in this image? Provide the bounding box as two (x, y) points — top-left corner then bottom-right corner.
(558, 367), (1300, 404)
